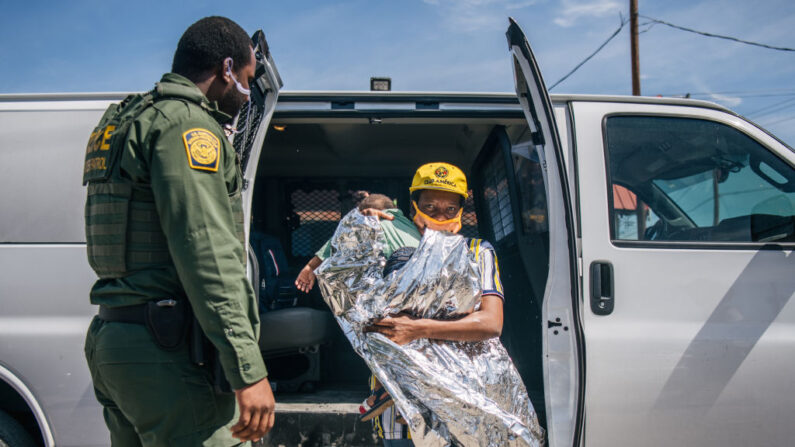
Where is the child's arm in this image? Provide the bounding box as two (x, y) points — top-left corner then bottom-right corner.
(296, 255), (323, 293)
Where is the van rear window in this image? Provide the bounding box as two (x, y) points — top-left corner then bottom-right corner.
(290, 189), (341, 257)
(482, 150), (515, 242)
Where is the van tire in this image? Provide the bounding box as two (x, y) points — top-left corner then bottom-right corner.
(0, 409), (37, 447)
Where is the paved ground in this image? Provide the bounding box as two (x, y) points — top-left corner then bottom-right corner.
(256, 388), (381, 447)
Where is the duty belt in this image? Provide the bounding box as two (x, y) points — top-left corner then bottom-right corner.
(98, 299), (179, 325)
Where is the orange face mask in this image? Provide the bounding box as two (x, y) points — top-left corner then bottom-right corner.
(412, 201), (463, 234)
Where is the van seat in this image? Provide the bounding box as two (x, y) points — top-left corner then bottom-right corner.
(259, 307), (335, 393)
(251, 231), (299, 310)
(259, 307), (334, 352)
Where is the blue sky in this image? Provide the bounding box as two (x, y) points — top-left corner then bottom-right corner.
(1, 0), (794, 144)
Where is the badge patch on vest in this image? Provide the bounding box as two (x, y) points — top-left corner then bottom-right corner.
(183, 128), (220, 172)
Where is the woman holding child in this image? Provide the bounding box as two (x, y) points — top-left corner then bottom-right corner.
(296, 163), (521, 447)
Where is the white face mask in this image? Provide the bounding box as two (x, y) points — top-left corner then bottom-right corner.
(222, 57), (253, 138)
(225, 58), (251, 97)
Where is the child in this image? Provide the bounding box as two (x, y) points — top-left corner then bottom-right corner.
(295, 194), (419, 293)
(293, 194), (420, 426)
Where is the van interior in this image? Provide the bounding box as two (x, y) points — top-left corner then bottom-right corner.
(249, 116), (551, 426)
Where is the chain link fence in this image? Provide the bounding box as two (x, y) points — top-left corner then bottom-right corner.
(286, 184), (480, 260)
(289, 189), (341, 258)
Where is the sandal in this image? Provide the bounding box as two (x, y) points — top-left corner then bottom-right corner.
(359, 387), (394, 422)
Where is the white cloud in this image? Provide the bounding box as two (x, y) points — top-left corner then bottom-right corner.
(422, 0), (541, 32)
(708, 93), (742, 108)
(686, 78), (743, 109)
(506, 0), (541, 9)
(553, 0), (621, 27)
(396, 57), (513, 91)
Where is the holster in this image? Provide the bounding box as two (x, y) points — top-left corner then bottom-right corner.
(144, 300), (190, 351)
(189, 317), (233, 395)
(99, 299), (230, 394)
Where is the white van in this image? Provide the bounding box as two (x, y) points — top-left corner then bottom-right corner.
(1, 19), (793, 447)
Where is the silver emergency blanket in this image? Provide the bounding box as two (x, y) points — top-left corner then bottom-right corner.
(315, 210), (545, 447)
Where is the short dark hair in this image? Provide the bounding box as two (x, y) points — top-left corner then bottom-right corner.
(358, 194), (394, 211)
(172, 16), (251, 81)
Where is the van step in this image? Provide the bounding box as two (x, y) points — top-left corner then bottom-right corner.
(256, 389), (381, 447)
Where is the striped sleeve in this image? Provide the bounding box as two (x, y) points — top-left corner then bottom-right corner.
(469, 239), (505, 301)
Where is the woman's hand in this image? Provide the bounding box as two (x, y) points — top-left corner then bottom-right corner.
(364, 313), (426, 345)
(364, 296), (504, 344)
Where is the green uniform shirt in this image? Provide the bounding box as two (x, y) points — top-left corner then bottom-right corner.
(315, 209), (421, 260)
(88, 73), (266, 389)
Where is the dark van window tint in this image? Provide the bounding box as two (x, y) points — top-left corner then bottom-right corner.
(460, 191), (480, 239)
(511, 139), (549, 235)
(482, 149), (514, 242)
(290, 189), (341, 256)
(605, 116), (795, 243)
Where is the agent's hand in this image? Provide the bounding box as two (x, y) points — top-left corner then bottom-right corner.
(364, 314), (426, 345)
(231, 378), (276, 442)
(295, 265), (316, 293)
(360, 208), (394, 221)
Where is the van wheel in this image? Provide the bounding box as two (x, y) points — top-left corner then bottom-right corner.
(0, 409), (37, 447)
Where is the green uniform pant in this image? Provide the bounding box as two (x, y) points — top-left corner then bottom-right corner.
(84, 316), (248, 447)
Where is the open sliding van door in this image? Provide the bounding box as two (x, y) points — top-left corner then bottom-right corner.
(232, 30), (283, 238)
(475, 18), (583, 447)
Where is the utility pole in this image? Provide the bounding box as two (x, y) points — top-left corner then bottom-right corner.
(629, 0), (646, 235)
(630, 0), (640, 95)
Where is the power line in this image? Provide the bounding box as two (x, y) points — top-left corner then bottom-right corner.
(698, 92), (795, 98)
(668, 88), (795, 96)
(745, 98), (795, 117)
(761, 114), (795, 127)
(549, 18), (628, 90)
(656, 89), (795, 98)
(746, 97), (795, 119)
(637, 21), (657, 34)
(640, 15), (795, 52)
(547, 14), (794, 92)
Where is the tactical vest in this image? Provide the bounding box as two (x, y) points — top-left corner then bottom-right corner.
(82, 83), (244, 279)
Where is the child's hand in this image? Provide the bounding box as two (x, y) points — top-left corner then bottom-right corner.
(360, 208), (394, 220)
(295, 265), (316, 293)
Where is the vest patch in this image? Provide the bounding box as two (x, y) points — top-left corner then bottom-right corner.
(83, 122), (118, 183)
(183, 128), (220, 172)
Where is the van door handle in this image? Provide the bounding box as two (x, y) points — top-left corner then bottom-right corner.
(590, 261), (614, 316)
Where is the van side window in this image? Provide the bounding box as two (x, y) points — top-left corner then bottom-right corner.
(290, 188), (341, 257)
(605, 116), (795, 243)
(460, 191), (480, 239)
(482, 146), (515, 242)
(511, 137), (549, 235)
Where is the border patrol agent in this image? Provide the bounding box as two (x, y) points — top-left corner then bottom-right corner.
(82, 17), (274, 446)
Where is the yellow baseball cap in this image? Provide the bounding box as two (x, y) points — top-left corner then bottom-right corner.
(409, 162), (468, 198)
